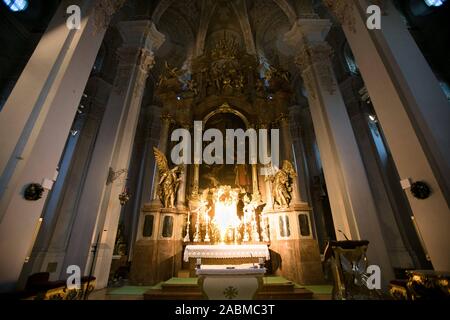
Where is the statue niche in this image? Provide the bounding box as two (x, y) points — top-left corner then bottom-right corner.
(153, 147), (183, 208)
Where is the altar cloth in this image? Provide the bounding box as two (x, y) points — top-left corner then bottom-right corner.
(183, 244), (270, 262)
(197, 266), (266, 275)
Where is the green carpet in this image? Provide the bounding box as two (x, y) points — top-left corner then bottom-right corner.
(303, 285), (333, 295)
(107, 276), (332, 296)
(262, 276), (293, 284)
(108, 286), (156, 295)
(164, 277), (198, 285)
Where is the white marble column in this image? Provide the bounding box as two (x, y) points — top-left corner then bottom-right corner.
(61, 21), (164, 289)
(24, 78), (112, 282)
(0, 0), (119, 292)
(285, 19), (395, 286)
(325, 0), (450, 270)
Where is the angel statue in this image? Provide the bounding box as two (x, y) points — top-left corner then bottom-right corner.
(153, 147), (183, 208)
(267, 160), (297, 209)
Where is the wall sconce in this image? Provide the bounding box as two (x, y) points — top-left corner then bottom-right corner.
(410, 181), (431, 199)
(24, 183), (45, 201)
(119, 188), (131, 206)
(119, 190), (131, 207)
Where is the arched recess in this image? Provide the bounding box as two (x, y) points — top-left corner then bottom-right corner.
(203, 103), (250, 129)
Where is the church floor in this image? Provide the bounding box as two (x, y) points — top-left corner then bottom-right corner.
(88, 277), (332, 300)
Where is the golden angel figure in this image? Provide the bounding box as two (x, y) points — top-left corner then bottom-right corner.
(268, 160), (297, 209)
(153, 147), (183, 208)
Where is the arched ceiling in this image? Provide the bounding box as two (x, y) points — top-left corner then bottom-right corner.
(153, 0), (299, 67)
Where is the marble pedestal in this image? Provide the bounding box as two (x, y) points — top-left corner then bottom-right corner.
(264, 205), (325, 285)
(130, 204), (186, 285)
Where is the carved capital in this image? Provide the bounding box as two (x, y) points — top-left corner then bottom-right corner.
(324, 0), (356, 33)
(277, 113), (290, 125)
(118, 20), (165, 52)
(161, 114), (175, 124)
(107, 168), (128, 185)
(93, 0), (126, 33)
(137, 49), (156, 73)
(257, 122), (270, 130)
(295, 42), (333, 70)
(297, 47), (337, 97)
(114, 48), (154, 94)
(284, 19), (332, 51)
(324, 0), (387, 32)
(116, 48), (155, 72)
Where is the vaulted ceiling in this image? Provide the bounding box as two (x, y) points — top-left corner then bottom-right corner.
(150, 0), (309, 68)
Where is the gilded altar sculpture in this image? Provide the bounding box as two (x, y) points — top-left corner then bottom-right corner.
(192, 189), (212, 243)
(153, 147), (183, 208)
(268, 160), (297, 209)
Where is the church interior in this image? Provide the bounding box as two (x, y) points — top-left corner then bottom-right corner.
(0, 0), (449, 301)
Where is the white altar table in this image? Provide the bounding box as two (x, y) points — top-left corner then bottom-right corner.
(183, 244), (270, 262)
(197, 265), (266, 300)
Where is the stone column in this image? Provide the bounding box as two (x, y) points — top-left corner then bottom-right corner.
(279, 114), (294, 162)
(259, 123), (274, 210)
(278, 114), (302, 205)
(23, 78), (111, 283)
(137, 106), (162, 205)
(192, 164), (200, 199)
(61, 21), (164, 289)
(128, 105), (161, 258)
(325, 0), (450, 270)
(151, 115), (173, 202)
(0, 0), (121, 292)
(285, 19), (395, 286)
(176, 124), (190, 210)
(290, 105), (312, 204)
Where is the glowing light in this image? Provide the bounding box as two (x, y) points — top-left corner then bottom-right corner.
(424, 0), (446, 7)
(3, 0), (28, 12)
(212, 186), (241, 243)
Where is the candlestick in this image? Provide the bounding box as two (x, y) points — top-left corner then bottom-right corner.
(183, 212), (191, 242)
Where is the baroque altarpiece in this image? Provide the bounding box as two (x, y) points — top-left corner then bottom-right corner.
(130, 36), (324, 286)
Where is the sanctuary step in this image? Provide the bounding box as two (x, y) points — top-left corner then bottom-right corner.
(143, 277), (314, 300)
(177, 269), (190, 278)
